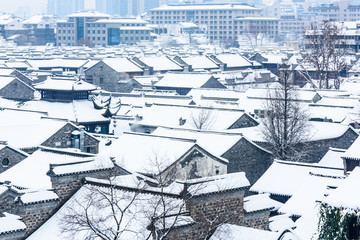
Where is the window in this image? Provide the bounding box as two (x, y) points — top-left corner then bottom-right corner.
(2, 158), (9, 167)
(100, 77), (104, 84)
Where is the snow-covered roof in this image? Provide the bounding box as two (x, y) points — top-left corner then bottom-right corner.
(216, 54), (252, 68)
(99, 132), (197, 173)
(186, 172), (250, 196)
(35, 79), (97, 91)
(27, 182), (187, 240)
(0, 213), (26, 235)
(187, 88), (243, 102)
(0, 148), (95, 189)
(155, 73), (216, 88)
(50, 156), (114, 177)
(308, 105), (352, 123)
(230, 121), (354, 143)
(127, 104), (247, 131)
(269, 214), (295, 232)
(244, 193), (282, 213)
(22, 15), (55, 25)
(318, 148), (346, 169)
(27, 59), (88, 69)
(119, 95), (193, 107)
(101, 58), (143, 73)
(210, 224), (279, 240)
(0, 68), (15, 76)
(18, 99), (109, 123)
(96, 18), (148, 24)
(139, 56), (182, 72)
(324, 167), (360, 210)
(153, 127), (243, 157)
(250, 160), (345, 197)
(342, 137), (360, 161)
(180, 56), (219, 70)
(0, 110), (69, 149)
(278, 173), (344, 217)
(0, 76), (15, 89)
(19, 190), (58, 205)
(245, 88), (320, 102)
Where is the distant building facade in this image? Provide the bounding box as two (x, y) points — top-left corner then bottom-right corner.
(308, 2), (360, 22)
(149, 3), (278, 43)
(22, 15), (57, 45)
(56, 11), (151, 46)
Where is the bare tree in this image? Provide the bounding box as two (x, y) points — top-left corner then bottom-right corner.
(60, 176), (142, 240)
(261, 64), (309, 161)
(244, 21), (265, 51)
(300, 20), (349, 89)
(77, 38), (95, 48)
(190, 108), (215, 130)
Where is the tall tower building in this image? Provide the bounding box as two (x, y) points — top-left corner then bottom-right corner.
(95, 0), (160, 16)
(47, 0), (85, 17)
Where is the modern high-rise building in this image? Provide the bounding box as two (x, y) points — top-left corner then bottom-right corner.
(47, 0), (85, 17)
(95, 0), (160, 17)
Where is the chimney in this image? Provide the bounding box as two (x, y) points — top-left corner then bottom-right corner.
(179, 117), (186, 126)
(79, 126), (85, 152)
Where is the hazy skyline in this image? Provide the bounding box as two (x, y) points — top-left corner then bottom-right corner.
(0, 0), (95, 17)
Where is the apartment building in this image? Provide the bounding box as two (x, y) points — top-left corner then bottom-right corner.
(305, 21), (360, 53)
(279, 15), (306, 40)
(56, 11), (151, 46)
(150, 3), (278, 43)
(308, 2), (360, 22)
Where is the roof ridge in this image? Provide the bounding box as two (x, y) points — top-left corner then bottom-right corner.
(123, 131), (197, 143)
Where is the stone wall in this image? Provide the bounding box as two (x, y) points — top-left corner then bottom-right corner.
(222, 138), (273, 185)
(299, 128), (358, 163)
(252, 128), (358, 163)
(84, 133), (100, 154)
(0, 78), (34, 100)
(0, 147), (28, 173)
(13, 70), (33, 86)
(17, 201), (58, 237)
(244, 211), (270, 230)
(164, 223), (209, 240)
(0, 230), (26, 240)
(187, 190), (245, 226)
(41, 123), (99, 154)
(85, 61), (142, 92)
(41, 123), (76, 149)
(0, 189), (20, 214)
(50, 166), (129, 202)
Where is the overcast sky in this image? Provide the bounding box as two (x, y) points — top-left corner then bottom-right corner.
(0, 0), (95, 17)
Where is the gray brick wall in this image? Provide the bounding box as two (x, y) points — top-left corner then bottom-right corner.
(222, 138), (273, 185)
(0, 78), (34, 100)
(17, 201), (58, 237)
(0, 147), (28, 173)
(85, 61), (142, 92)
(228, 114), (259, 129)
(41, 123), (99, 154)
